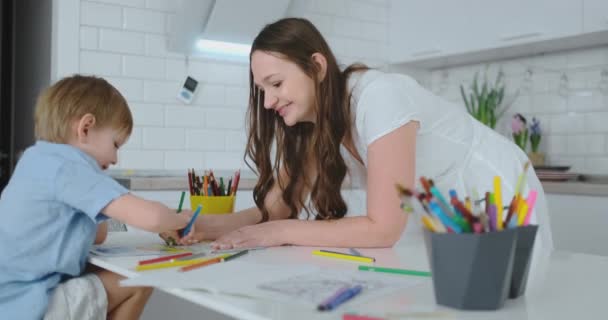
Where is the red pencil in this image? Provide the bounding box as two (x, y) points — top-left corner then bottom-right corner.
(138, 252), (193, 266)
(419, 177), (431, 194)
(187, 169), (193, 195)
(232, 170), (241, 195)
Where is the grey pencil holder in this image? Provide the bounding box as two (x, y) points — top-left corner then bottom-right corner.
(423, 229), (517, 310)
(509, 225), (538, 298)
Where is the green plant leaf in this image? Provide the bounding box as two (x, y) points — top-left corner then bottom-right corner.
(460, 85), (471, 113)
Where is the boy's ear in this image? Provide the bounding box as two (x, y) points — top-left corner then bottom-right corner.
(76, 113), (97, 142)
(311, 53), (327, 82)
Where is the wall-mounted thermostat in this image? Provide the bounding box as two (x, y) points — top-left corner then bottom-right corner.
(177, 76), (199, 104)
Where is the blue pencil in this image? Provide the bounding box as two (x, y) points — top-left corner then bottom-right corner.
(181, 204), (202, 236)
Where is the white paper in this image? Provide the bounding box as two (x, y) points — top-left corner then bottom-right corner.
(122, 260), (317, 295)
(256, 269), (426, 306)
(122, 260), (426, 307)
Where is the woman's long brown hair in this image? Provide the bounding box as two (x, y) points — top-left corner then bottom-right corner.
(246, 18), (367, 222)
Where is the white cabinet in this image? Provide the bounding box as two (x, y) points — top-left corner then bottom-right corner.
(490, 0), (581, 44)
(390, 0), (587, 67)
(546, 193), (608, 256)
(584, 0), (608, 33)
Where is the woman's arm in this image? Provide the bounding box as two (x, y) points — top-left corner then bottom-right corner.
(213, 122), (418, 249)
(101, 194), (191, 233)
(281, 122), (417, 247)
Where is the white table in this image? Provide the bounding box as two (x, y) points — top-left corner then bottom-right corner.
(89, 230), (608, 320)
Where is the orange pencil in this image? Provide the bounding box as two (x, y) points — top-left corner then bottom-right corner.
(180, 256), (223, 272)
(203, 175), (208, 196)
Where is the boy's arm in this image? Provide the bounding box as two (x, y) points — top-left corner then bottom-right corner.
(94, 222), (108, 244)
(102, 194), (191, 233)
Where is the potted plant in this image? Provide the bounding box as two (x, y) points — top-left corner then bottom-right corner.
(460, 68), (517, 129)
(528, 117), (545, 166)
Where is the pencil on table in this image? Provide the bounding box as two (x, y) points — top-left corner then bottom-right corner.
(180, 256), (223, 272)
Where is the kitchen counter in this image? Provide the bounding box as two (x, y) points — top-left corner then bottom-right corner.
(110, 170), (608, 197)
(542, 180), (608, 197)
(109, 169), (358, 191)
(109, 169), (258, 191)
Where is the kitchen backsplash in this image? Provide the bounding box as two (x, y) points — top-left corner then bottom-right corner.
(77, 0), (390, 171)
(76, 0), (608, 174)
(426, 46), (608, 174)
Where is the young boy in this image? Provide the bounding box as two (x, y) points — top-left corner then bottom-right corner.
(0, 75), (193, 319)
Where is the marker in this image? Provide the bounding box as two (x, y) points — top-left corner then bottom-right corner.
(428, 201), (462, 233)
(523, 190), (538, 226)
(317, 285), (363, 311)
(358, 265), (431, 277)
(430, 186), (457, 217)
(494, 176), (504, 230)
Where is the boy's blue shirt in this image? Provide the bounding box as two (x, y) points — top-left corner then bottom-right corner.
(0, 141), (128, 319)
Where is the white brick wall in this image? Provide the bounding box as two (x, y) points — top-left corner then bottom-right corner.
(75, 0), (390, 172)
(428, 46), (608, 173)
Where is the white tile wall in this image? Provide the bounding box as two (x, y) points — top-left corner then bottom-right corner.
(74, 0), (390, 171)
(428, 46), (608, 173)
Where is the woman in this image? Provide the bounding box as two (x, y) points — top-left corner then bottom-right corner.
(173, 18), (552, 255)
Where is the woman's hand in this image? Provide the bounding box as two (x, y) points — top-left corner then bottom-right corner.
(210, 221), (286, 250)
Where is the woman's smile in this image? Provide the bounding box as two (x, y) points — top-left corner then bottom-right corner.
(277, 103), (291, 117)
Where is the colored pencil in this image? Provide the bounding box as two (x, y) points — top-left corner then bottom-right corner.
(138, 252), (192, 266)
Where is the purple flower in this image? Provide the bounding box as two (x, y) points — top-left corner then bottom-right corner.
(530, 117), (541, 136)
(529, 117), (542, 152)
(511, 113), (527, 134)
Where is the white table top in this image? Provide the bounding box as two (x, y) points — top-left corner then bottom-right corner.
(89, 230), (608, 320)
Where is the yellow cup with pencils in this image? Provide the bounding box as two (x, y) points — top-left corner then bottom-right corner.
(189, 195), (235, 214)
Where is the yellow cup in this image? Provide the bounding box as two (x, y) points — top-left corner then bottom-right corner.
(189, 195), (235, 214)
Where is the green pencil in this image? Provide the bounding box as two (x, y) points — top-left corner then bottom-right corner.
(358, 265), (431, 277)
(177, 191), (185, 213)
(223, 250), (248, 262)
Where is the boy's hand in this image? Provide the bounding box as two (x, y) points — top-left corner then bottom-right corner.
(158, 209), (195, 246)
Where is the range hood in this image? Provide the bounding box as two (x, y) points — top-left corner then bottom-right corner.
(168, 0), (291, 54)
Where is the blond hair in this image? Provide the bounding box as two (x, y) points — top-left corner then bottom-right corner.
(34, 75), (133, 143)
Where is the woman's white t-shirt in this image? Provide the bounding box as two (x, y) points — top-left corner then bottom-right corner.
(342, 70), (552, 255)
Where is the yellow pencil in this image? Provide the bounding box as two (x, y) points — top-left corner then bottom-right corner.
(135, 257), (218, 271)
(517, 201), (529, 226)
(312, 250), (375, 263)
(494, 176), (503, 230)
